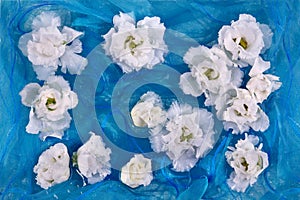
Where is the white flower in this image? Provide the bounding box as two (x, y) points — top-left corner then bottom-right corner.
(180, 45), (243, 106)
(221, 89), (269, 134)
(19, 76), (78, 140)
(73, 132), (111, 184)
(102, 12), (168, 73)
(130, 92), (166, 128)
(218, 14), (272, 66)
(120, 154), (153, 188)
(225, 134), (269, 192)
(247, 74), (281, 103)
(246, 57), (282, 103)
(18, 12), (88, 80)
(150, 102), (216, 172)
(33, 143), (70, 189)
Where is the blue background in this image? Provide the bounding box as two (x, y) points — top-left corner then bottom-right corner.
(0, 0), (299, 199)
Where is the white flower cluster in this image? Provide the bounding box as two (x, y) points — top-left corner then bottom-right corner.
(19, 12), (88, 80)
(131, 92), (217, 172)
(34, 132), (112, 189)
(20, 12), (280, 193)
(102, 12), (168, 73)
(225, 134), (269, 192)
(180, 14), (281, 134)
(19, 76), (78, 140)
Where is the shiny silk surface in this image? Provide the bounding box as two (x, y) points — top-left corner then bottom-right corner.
(0, 0), (299, 199)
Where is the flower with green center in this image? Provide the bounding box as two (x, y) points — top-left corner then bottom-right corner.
(180, 45), (243, 107)
(218, 14), (272, 66)
(221, 88), (269, 134)
(225, 134), (269, 192)
(18, 11), (88, 80)
(19, 76), (78, 140)
(102, 12), (168, 73)
(46, 97), (56, 111)
(150, 102), (216, 172)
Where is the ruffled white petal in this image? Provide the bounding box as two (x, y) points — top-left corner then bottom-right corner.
(46, 76), (71, 92)
(26, 108), (43, 134)
(249, 57), (270, 77)
(32, 12), (61, 30)
(259, 24), (273, 53)
(60, 40), (88, 75)
(113, 12), (136, 30)
(61, 26), (84, 44)
(33, 65), (57, 80)
(179, 72), (204, 97)
(19, 83), (41, 106)
(18, 32), (32, 56)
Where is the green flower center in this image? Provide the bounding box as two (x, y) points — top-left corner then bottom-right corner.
(241, 157), (249, 171)
(46, 97), (56, 111)
(204, 68), (220, 80)
(180, 126), (193, 142)
(233, 37), (248, 49)
(124, 35), (144, 55)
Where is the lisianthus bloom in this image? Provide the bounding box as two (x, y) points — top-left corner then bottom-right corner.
(18, 12), (87, 80)
(225, 134), (269, 192)
(33, 143), (70, 189)
(131, 91), (166, 128)
(19, 76), (78, 140)
(102, 12), (168, 73)
(73, 132), (111, 184)
(246, 57), (281, 103)
(220, 89), (269, 134)
(218, 14), (272, 66)
(150, 102), (216, 172)
(180, 45), (243, 106)
(120, 154), (153, 188)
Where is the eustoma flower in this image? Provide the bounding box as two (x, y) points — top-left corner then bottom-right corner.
(150, 102), (216, 172)
(102, 12), (168, 73)
(180, 45), (243, 106)
(225, 134), (269, 192)
(246, 57), (282, 103)
(218, 14), (272, 66)
(120, 154), (153, 188)
(73, 132), (112, 184)
(19, 76), (78, 140)
(33, 143), (70, 189)
(219, 88), (269, 134)
(18, 12), (88, 80)
(130, 91), (166, 128)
